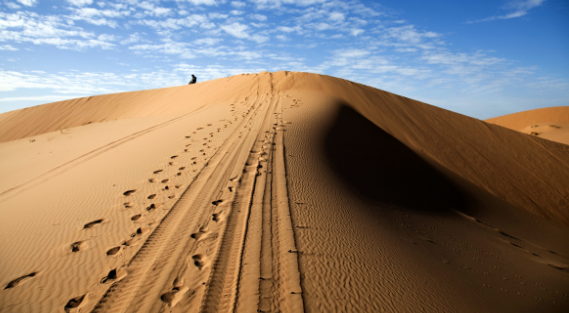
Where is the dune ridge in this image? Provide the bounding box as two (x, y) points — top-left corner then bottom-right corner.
(485, 106), (569, 145)
(0, 71), (568, 312)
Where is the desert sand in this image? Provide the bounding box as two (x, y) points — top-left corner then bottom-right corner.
(486, 106), (569, 145)
(0, 71), (568, 313)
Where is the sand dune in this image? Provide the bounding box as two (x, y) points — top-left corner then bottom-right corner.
(485, 106), (569, 145)
(0, 72), (568, 312)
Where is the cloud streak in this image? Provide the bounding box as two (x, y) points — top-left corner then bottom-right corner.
(467, 0), (546, 23)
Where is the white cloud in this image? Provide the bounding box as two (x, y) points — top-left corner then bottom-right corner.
(251, 34), (269, 43)
(120, 33), (141, 45)
(97, 34), (116, 41)
(69, 7), (130, 27)
(249, 0), (326, 9)
(468, 0), (546, 23)
(0, 11), (115, 50)
(136, 15), (209, 30)
(137, 2), (172, 17)
(276, 26), (300, 33)
(335, 49), (370, 59)
(230, 1), (246, 8)
(183, 0), (217, 5)
(350, 29), (364, 36)
(230, 10), (244, 15)
(384, 25), (439, 44)
(66, 0), (93, 6)
(5, 2), (21, 9)
(0, 44), (18, 50)
(251, 14), (267, 21)
(329, 12), (344, 22)
(193, 37), (222, 45)
(209, 13), (229, 19)
(311, 22), (333, 31)
(220, 22), (250, 39)
(16, 0), (37, 6)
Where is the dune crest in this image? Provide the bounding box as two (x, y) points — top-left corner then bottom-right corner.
(485, 106), (569, 145)
(1, 72), (568, 312)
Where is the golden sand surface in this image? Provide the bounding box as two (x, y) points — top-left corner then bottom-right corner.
(0, 72), (568, 312)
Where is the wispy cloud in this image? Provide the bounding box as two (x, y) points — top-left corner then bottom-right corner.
(0, 11), (115, 49)
(16, 0), (37, 7)
(0, 44), (18, 50)
(66, 0), (93, 7)
(467, 0), (546, 23)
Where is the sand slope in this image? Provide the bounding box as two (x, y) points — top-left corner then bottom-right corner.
(485, 106), (569, 145)
(0, 72), (568, 313)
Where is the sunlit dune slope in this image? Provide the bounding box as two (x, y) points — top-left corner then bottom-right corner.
(2, 72), (568, 224)
(485, 106), (569, 145)
(1, 71), (568, 313)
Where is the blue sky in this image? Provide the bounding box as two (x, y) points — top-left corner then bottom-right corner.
(0, 0), (567, 119)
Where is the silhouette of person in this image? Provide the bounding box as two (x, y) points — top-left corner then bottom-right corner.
(189, 74), (197, 84)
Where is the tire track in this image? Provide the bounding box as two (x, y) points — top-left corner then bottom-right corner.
(88, 93), (266, 313)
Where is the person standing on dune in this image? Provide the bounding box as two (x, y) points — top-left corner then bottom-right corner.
(189, 74), (197, 84)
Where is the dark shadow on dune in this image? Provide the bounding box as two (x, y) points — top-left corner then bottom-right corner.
(323, 105), (471, 214)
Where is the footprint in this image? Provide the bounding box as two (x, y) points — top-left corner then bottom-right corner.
(146, 204), (157, 212)
(136, 227), (148, 235)
(100, 269), (118, 284)
(64, 295), (86, 312)
(161, 286), (189, 307)
(153, 170), (163, 174)
(71, 241), (86, 253)
(185, 135), (191, 139)
(171, 155), (178, 159)
(211, 200), (223, 206)
(122, 239), (135, 247)
(192, 255), (205, 270)
(190, 227), (210, 240)
(179, 167), (185, 170)
(168, 194), (177, 199)
(176, 172), (182, 176)
(147, 194), (156, 200)
(123, 190), (136, 196)
(212, 213), (220, 222)
(161, 179), (169, 183)
(131, 214), (142, 221)
(83, 219), (104, 229)
(148, 178), (155, 183)
(123, 202), (134, 209)
(106, 246), (121, 256)
(4, 272), (37, 290)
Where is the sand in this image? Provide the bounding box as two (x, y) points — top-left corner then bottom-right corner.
(485, 106), (569, 146)
(0, 71), (568, 313)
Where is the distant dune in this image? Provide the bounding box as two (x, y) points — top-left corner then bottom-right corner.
(0, 72), (568, 313)
(486, 106), (569, 145)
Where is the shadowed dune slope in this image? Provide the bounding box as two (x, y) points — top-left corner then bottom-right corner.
(272, 73), (569, 225)
(486, 106), (569, 145)
(1, 71), (568, 313)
